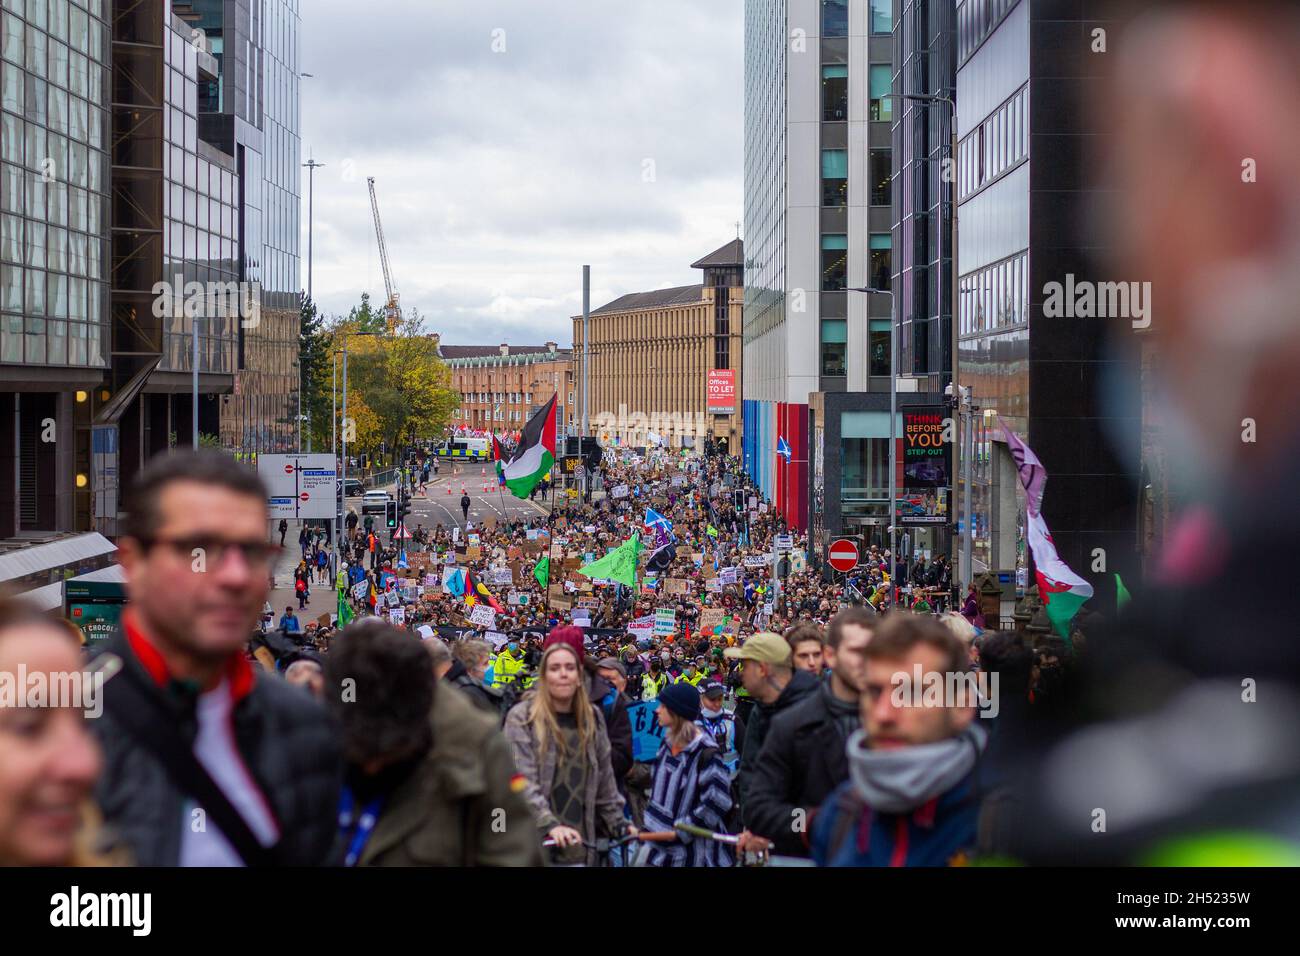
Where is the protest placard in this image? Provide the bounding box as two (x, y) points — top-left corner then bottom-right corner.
(468, 604), (496, 629)
(699, 608), (727, 631)
(654, 608), (676, 637)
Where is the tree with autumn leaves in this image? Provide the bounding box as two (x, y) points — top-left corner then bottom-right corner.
(312, 293), (459, 467)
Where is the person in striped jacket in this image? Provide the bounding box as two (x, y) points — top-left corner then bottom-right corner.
(642, 683), (734, 867)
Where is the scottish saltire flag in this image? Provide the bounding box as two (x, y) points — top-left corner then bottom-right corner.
(645, 508), (673, 549)
(776, 436), (792, 463)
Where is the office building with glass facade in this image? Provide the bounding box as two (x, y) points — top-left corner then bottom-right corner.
(743, 0), (899, 554)
(179, 0), (302, 460)
(0, 0), (110, 536)
(955, 0), (1139, 610)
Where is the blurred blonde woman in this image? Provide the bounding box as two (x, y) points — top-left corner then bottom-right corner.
(503, 641), (631, 865)
(0, 600), (114, 866)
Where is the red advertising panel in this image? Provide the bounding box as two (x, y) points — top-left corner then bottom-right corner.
(707, 369), (736, 414)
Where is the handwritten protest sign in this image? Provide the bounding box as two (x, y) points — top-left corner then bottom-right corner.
(469, 604), (496, 629)
(654, 608), (676, 637)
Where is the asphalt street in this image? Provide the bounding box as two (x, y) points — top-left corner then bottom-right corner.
(345, 460), (551, 535)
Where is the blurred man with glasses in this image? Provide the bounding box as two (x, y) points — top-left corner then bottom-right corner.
(91, 450), (341, 866)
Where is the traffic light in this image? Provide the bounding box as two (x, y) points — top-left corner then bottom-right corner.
(385, 500), (398, 529)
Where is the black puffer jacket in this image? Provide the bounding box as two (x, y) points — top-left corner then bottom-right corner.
(737, 668), (819, 821)
(90, 631), (342, 867)
(744, 680), (858, 855)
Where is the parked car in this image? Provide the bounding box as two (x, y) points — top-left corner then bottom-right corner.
(337, 478), (365, 498)
(361, 490), (392, 514)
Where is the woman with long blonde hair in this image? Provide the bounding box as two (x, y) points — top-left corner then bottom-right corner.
(503, 641), (631, 864)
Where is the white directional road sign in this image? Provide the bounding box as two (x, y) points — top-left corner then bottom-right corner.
(259, 454), (337, 520)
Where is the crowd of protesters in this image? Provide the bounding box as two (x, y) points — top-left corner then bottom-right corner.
(0, 443), (1090, 870)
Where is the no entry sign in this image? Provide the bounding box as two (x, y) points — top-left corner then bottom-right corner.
(828, 538), (860, 573)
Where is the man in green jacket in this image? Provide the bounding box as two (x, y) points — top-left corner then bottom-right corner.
(325, 620), (542, 866)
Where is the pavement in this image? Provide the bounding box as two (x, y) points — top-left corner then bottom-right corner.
(269, 532), (338, 626)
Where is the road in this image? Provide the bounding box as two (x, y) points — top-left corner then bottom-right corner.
(344, 460), (552, 533)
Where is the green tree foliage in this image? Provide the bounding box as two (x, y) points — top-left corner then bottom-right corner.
(329, 299), (458, 467)
(299, 294), (334, 452)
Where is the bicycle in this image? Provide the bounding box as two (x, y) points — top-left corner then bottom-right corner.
(540, 830), (676, 867)
(672, 822), (815, 867)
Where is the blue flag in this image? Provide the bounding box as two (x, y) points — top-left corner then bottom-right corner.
(776, 436), (792, 463)
(445, 567), (466, 597)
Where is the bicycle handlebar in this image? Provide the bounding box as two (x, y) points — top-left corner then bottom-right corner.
(541, 830), (677, 850)
(673, 821), (741, 844)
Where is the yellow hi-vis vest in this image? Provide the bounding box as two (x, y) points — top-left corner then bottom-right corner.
(493, 649), (525, 688)
(675, 671), (705, 687)
(642, 672), (668, 699)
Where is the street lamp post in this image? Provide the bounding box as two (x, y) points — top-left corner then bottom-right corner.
(338, 331), (377, 553)
(847, 285), (897, 604)
(899, 90), (961, 589)
(192, 314), (200, 448)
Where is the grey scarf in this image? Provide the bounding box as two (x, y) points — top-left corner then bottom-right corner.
(846, 723), (988, 814)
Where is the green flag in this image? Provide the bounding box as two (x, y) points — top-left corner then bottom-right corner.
(1115, 572), (1131, 611)
(706, 524), (718, 538)
(578, 533), (641, 587)
(534, 557), (550, 589)
(337, 587), (354, 628)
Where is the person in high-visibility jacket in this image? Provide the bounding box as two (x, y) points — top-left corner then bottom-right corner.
(674, 660), (706, 687)
(642, 660), (668, 699)
(492, 639), (526, 690)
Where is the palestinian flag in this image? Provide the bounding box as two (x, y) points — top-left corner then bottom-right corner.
(491, 433), (506, 486)
(502, 393), (557, 499)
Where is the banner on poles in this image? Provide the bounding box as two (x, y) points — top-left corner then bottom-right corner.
(628, 701), (666, 761)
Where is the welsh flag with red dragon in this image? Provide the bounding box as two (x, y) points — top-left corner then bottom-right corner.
(999, 418), (1093, 638)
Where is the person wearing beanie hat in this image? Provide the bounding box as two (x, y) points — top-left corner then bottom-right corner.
(658, 681), (701, 722)
(640, 680), (735, 867)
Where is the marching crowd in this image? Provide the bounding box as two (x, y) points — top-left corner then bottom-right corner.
(0, 445), (1073, 869)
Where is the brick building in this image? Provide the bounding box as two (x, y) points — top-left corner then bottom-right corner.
(441, 342), (575, 436)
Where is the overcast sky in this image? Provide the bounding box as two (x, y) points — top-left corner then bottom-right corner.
(299, 0), (744, 346)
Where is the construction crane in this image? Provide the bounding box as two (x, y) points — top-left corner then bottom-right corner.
(366, 176), (401, 330)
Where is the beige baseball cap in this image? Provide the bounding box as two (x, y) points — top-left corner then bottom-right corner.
(723, 631), (791, 665)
